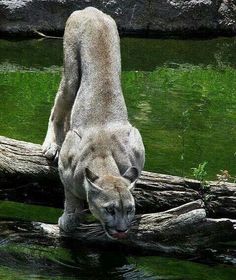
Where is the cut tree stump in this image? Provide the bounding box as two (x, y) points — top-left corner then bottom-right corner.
(1, 136), (236, 218)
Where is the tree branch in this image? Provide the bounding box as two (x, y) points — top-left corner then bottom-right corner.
(33, 29), (63, 39)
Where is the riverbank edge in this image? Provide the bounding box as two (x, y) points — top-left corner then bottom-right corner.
(0, 0), (236, 38)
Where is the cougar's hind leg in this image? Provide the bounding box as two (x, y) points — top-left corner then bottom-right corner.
(42, 39), (81, 161)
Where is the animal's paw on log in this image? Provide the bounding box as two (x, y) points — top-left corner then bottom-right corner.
(58, 212), (81, 232)
(42, 142), (60, 162)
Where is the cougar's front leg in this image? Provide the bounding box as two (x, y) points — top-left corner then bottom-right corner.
(58, 189), (85, 232)
(42, 28), (81, 161)
(43, 77), (70, 161)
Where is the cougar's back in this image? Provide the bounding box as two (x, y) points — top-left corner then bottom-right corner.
(64, 7), (128, 132)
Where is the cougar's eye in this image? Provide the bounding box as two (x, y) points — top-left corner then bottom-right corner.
(127, 206), (134, 214)
(105, 206), (115, 215)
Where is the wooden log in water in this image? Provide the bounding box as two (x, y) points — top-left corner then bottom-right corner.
(36, 200), (236, 254)
(0, 136), (236, 218)
(0, 200), (235, 258)
(0, 136), (58, 181)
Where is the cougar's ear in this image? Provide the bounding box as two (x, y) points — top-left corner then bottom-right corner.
(84, 168), (103, 194)
(122, 166), (139, 184)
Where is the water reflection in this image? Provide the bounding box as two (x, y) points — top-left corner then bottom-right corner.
(0, 222), (155, 279)
(1, 224), (235, 280)
(1, 37), (236, 71)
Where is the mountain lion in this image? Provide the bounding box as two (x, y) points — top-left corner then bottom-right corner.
(42, 7), (145, 239)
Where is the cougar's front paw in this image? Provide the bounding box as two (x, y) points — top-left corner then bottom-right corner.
(58, 212), (80, 232)
(42, 142), (60, 161)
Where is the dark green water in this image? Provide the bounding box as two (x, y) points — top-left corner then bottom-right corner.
(1, 37), (236, 178)
(1, 37), (236, 278)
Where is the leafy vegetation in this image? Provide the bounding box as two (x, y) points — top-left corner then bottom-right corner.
(191, 161), (208, 183)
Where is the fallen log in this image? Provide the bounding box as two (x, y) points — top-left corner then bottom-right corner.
(35, 203), (234, 256)
(0, 200), (235, 260)
(1, 136), (236, 218)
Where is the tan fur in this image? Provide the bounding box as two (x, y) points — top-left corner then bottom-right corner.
(42, 8), (145, 237)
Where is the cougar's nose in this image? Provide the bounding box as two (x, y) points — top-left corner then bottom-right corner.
(116, 220), (128, 233)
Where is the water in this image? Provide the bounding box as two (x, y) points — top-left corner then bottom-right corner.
(1, 37), (236, 278)
(1, 37), (236, 179)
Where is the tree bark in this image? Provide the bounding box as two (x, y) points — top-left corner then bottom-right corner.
(0, 200), (235, 259)
(1, 136), (236, 218)
(35, 199), (236, 254)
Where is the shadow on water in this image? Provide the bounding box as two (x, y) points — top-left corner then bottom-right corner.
(0, 221), (154, 279)
(0, 220), (236, 279)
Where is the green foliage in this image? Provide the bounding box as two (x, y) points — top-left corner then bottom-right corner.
(191, 161), (208, 182)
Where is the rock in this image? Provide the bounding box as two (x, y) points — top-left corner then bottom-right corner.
(149, 0), (219, 33)
(218, 0), (236, 33)
(0, 0), (148, 35)
(0, 0), (235, 36)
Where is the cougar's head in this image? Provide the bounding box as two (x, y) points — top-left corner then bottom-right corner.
(84, 167), (139, 240)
